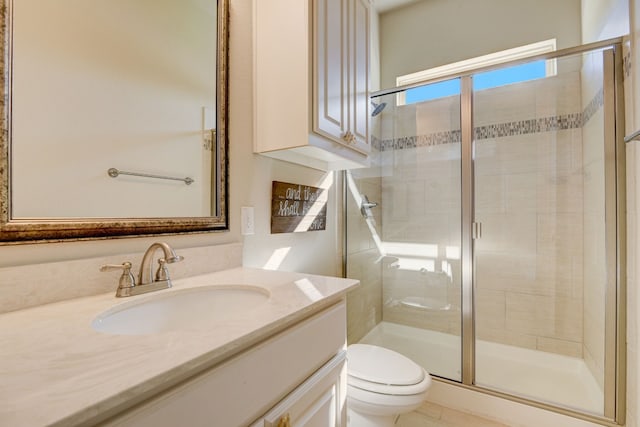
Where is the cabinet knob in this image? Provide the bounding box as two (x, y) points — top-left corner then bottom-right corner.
(277, 413), (291, 427)
(342, 131), (355, 144)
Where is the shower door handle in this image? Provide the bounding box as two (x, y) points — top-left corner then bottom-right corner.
(472, 222), (482, 239)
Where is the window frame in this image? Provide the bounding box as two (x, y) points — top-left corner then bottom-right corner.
(396, 39), (557, 105)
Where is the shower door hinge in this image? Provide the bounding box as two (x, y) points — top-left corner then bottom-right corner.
(472, 222), (482, 239)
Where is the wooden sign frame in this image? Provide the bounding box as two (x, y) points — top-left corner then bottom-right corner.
(271, 181), (327, 234)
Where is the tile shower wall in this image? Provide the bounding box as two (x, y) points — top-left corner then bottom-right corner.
(346, 174), (384, 344)
(376, 69), (597, 359)
(379, 94), (463, 337)
(474, 71), (585, 358)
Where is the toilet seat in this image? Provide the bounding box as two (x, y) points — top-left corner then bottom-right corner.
(347, 344), (432, 396)
(348, 344), (425, 385)
(348, 371), (431, 395)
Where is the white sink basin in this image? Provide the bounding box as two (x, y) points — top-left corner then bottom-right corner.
(92, 285), (270, 335)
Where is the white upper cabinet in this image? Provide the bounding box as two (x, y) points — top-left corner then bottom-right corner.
(254, 0), (371, 171)
(350, 0), (372, 151)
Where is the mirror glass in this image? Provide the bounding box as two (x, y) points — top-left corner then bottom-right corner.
(0, 0), (228, 242)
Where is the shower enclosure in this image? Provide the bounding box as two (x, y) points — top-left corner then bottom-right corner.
(344, 39), (625, 424)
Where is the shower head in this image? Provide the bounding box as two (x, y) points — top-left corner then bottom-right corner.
(371, 101), (387, 117)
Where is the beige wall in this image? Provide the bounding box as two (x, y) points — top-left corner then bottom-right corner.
(378, 0), (581, 88)
(582, 0), (630, 43)
(0, 0), (341, 284)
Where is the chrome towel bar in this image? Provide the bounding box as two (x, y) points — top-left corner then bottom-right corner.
(107, 168), (194, 185)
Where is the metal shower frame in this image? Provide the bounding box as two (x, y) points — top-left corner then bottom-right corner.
(344, 37), (627, 426)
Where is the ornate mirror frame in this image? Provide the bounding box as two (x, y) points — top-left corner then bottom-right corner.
(0, 0), (229, 244)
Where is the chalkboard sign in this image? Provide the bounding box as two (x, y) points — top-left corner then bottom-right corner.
(271, 181), (327, 234)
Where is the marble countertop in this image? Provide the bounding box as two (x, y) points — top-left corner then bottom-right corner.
(0, 267), (358, 427)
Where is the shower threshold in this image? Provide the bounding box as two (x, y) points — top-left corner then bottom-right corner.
(359, 321), (604, 416)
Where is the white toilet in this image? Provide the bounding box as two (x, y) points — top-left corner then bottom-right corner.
(346, 344), (432, 427)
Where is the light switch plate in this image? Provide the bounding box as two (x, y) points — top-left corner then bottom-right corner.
(241, 207), (255, 235)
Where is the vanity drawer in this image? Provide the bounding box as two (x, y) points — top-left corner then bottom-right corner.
(103, 300), (346, 427)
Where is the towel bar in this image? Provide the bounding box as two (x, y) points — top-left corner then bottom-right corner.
(107, 168), (194, 185)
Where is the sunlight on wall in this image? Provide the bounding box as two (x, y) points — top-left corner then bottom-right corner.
(291, 173), (334, 233)
(345, 170), (364, 207)
(346, 170), (386, 257)
(382, 242), (438, 257)
(392, 257), (435, 271)
(262, 246), (292, 270)
(381, 242), (461, 273)
(347, 171), (461, 274)
(445, 246), (460, 260)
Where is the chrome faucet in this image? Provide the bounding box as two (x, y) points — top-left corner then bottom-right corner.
(100, 242), (184, 297)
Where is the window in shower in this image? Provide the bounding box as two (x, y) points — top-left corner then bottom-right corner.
(405, 79), (460, 103)
(398, 38), (557, 105)
(473, 60), (546, 89)
(405, 61), (547, 104)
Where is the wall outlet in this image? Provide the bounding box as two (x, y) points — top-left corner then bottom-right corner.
(241, 207), (255, 235)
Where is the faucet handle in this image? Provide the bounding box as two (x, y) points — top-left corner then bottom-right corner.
(155, 258), (170, 282)
(100, 262), (136, 294)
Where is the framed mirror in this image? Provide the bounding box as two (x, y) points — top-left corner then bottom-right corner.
(0, 0), (229, 244)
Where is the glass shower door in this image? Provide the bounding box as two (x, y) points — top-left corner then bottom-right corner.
(472, 49), (613, 416)
(348, 78), (464, 381)
(346, 39), (624, 425)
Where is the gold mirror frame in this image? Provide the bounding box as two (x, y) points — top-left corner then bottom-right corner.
(0, 0), (229, 244)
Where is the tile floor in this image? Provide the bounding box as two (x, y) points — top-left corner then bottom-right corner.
(397, 402), (511, 427)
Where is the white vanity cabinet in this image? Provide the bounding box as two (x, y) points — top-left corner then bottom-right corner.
(251, 352), (346, 427)
(254, 0), (371, 171)
(102, 301), (347, 427)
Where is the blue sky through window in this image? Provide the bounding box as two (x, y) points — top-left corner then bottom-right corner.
(474, 61), (546, 90)
(405, 79), (461, 103)
(404, 60), (546, 104)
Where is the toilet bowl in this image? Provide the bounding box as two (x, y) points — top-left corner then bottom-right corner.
(347, 344), (432, 427)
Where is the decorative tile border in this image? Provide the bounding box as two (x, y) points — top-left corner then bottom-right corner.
(372, 88), (604, 152)
(582, 88), (604, 126)
(474, 113), (583, 140)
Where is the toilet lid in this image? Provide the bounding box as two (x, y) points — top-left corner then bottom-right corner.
(347, 344), (425, 386)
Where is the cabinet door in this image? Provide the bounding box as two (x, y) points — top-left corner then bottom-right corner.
(313, 0), (349, 146)
(348, 0), (371, 153)
(255, 351), (347, 427)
